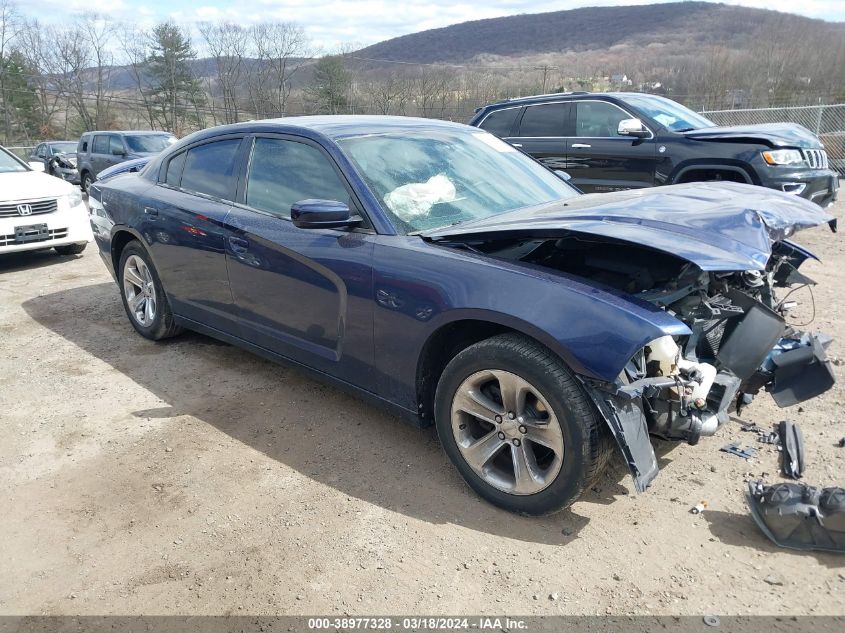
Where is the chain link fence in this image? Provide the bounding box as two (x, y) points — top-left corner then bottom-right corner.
(700, 104), (845, 175)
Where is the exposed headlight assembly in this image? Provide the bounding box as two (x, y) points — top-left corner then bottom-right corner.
(762, 149), (804, 166)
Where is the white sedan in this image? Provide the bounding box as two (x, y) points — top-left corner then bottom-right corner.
(1, 145), (92, 256)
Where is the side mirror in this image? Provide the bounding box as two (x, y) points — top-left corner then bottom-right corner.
(618, 118), (650, 138)
(291, 199), (362, 230)
(112, 148), (126, 156)
(28, 161), (45, 172)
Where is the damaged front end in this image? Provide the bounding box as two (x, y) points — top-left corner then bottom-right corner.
(49, 152), (80, 184)
(513, 235), (831, 490)
(424, 184), (836, 491)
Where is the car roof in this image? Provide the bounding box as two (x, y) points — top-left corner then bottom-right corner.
(477, 91), (646, 112)
(81, 130), (175, 136)
(184, 115), (472, 142)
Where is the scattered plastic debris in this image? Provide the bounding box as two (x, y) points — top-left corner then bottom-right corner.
(720, 442), (758, 460)
(690, 501), (708, 514)
(778, 421), (805, 479)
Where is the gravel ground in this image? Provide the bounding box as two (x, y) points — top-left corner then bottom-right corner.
(0, 198), (843, 617)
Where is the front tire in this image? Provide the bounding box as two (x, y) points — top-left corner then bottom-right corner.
(118, 241), (182, 340)
(434, 333), (607, 515)
(81, 172), (93, 193)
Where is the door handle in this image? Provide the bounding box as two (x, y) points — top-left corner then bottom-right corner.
(144, 207), (158, 217)
(571, 143), (592, 149)
(229, 236), (249, 254)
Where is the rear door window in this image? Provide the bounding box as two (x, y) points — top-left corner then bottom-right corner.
(92, 135), (109, 154)
(517, 103), (570, 137)
(478, 108), (521, 138)
(165, 152), (186, 187)
(179, 139), (241, 201)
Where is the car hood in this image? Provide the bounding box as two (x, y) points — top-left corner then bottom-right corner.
(422, 183), (833, 272)
(683, 123), (821, 148)
(0, 170), (73, 201)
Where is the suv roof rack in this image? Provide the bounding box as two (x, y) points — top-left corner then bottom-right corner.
(505, 91), (590, 102)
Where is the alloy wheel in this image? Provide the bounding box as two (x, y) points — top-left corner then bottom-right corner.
(450, 369), (564, 495)
(123, 255), (157, 327)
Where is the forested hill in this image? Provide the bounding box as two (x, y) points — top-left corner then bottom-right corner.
(355, 2), (844, 64)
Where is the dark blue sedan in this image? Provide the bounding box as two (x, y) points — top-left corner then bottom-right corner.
(92, 116), (834, 515)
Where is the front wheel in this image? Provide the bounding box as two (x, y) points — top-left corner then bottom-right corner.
(434, 333), (608, 515)
(81, 172), (92, 193)
(118, 241), (182, 340)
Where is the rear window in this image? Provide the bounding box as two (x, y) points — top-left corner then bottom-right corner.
(478, 108), (520, 137)
(179, 139), (241, 200)
(517, 102), (569, 137)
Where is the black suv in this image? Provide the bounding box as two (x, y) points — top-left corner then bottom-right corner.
(469, 92), (839, 208)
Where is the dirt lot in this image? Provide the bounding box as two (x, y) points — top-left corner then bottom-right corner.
(1, 199), (843, 617)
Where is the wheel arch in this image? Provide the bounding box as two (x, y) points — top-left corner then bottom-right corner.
(414, 314), (583, 424)
(670, 161), (757, 185)
(110, 227), (147, 275)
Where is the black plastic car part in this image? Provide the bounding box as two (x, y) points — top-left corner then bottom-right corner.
(778, 420), (805, 479)
(746, 481), (845, 553)
(770, 334), (835, 407)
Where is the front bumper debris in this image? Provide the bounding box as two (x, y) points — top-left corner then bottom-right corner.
(765, 333), (835, 407)
(746, 481), (845, 553)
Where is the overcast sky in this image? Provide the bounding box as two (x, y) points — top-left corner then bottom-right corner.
(21, 0), (845, 50)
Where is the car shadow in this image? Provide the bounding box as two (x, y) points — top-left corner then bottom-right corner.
(22, 282), (661, 545)
(0, 248), (84, 273)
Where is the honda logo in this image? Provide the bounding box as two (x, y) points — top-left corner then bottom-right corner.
(17, 204), (33, 216)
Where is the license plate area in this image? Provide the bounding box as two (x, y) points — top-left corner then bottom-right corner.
(14, 223), (49, 243)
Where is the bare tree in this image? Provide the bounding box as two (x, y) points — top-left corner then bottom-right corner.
(414, 67), (451, 118)
(49, 14), (116, 131)
(367, 71), (411, 115)
(17, 20), (67, 138)
(247, 22), (310, 118)
(199, 22), (247, 124)
(118, 26), (157, 129)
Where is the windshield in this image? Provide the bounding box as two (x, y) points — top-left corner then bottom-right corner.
(337, 130), (579, 233)
(623, 94), (715, 132)
(0, 148), (28, 173)
(124, 134), (176, 154)
(50, 142), (77, 155)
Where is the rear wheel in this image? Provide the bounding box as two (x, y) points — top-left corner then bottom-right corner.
(54, 243), (87, 256)
(434, 333), (608, 515)
(118, 241), (182, 340)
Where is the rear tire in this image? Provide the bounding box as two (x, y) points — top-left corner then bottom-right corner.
(54, 243), (87, 256)
(118, 240), (182, 340)
(434, 333), (609, 516)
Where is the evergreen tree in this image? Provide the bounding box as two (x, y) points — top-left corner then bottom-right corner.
(305, 55), (350, 115)
(146, 22), (204, 134)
